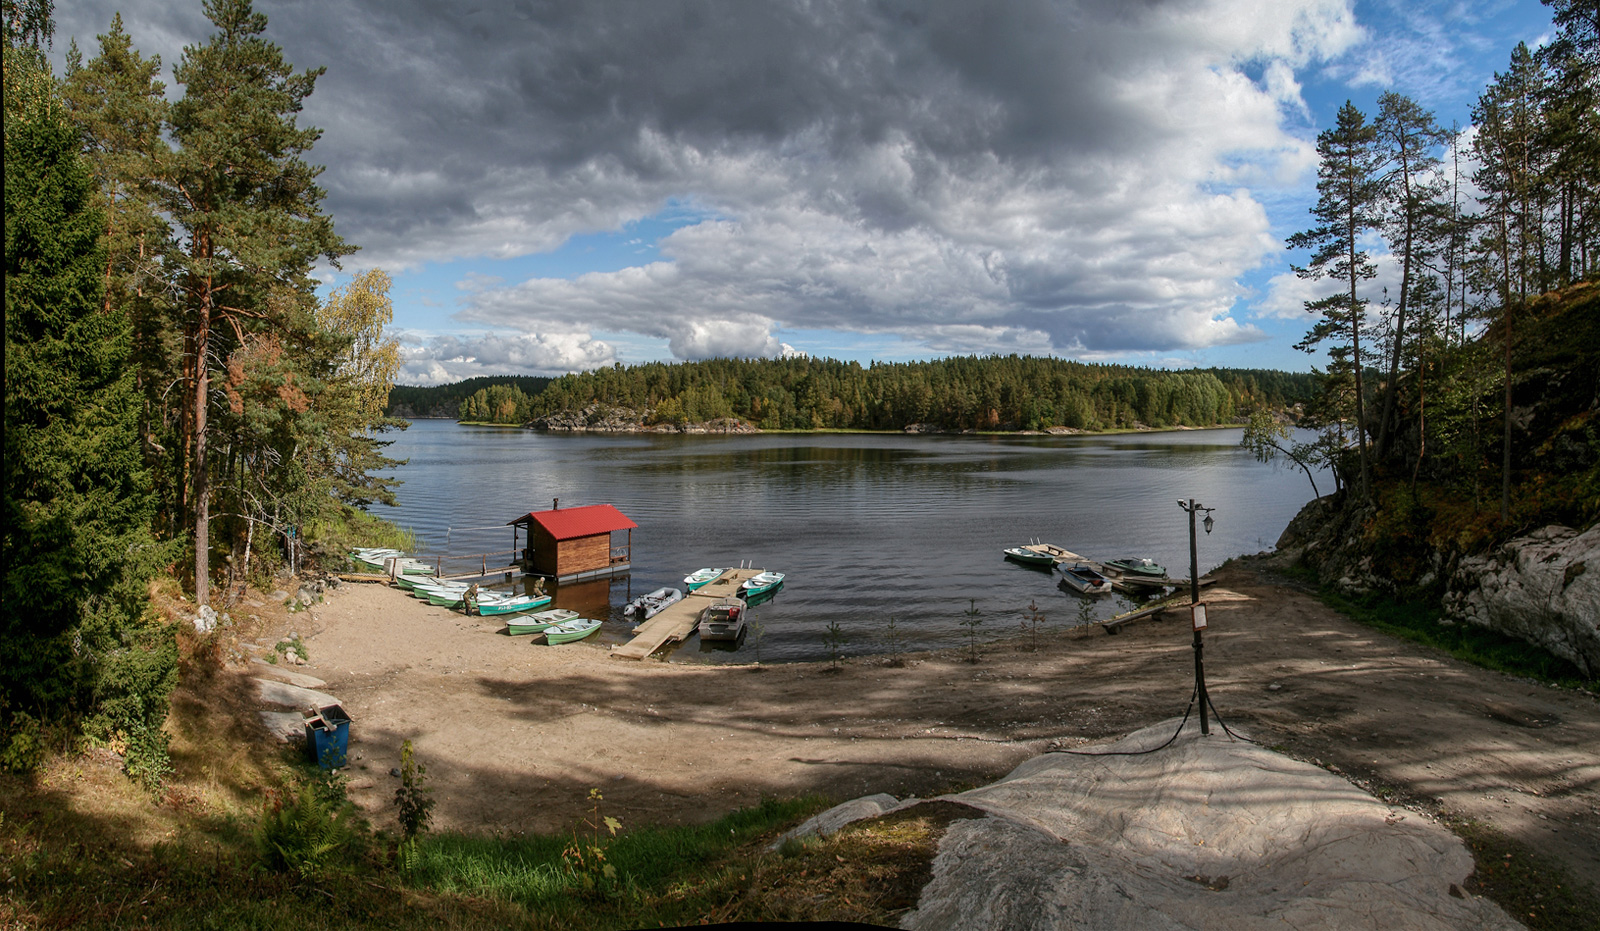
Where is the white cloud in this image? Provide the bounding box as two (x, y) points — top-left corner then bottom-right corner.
(395, 330), (617, 384)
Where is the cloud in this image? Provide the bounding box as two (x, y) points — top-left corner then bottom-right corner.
(395, 330), (617, 384)
(55, 0), (1372, 367)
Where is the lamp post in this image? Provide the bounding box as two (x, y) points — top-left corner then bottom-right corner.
(1178, 498), (1215, 735)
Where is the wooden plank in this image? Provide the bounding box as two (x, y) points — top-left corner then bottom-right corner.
(1099, 578), (1217, 633)
(337, 572), (391, 583)
(611, 568), (762, 660)
(1022, 542), (1083, 562)
(439, 566), (522, 581)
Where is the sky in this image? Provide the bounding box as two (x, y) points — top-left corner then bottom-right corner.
(51, 0), (1558, 385)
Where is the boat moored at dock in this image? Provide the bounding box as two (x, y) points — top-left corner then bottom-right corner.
(1003, 546), (1057, 568)
(625, 587), (684, 620)
(1102, 556), (1168, 580)
(739, 571), (785, 598)
(1058, 562), (1113, 594)
(697, 597), (748, 642)
(683, 568), (730, 591)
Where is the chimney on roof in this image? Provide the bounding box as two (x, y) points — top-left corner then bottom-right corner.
(553, 497), (559, 510)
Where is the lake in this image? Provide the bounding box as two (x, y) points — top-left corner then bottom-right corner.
(376, 421), (1325, 663)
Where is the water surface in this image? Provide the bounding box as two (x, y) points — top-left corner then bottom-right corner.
(378, 422), (1324, 662)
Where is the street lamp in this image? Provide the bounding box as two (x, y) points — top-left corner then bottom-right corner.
(1178, 499), (1216, 735)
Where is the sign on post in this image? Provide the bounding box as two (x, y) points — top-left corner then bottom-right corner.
(1191, 602), (1208, 631)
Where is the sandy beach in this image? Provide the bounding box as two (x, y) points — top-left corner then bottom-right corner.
(251, 559), (1600, 885)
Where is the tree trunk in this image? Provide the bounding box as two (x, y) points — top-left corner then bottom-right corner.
(194, 303), (210, 606)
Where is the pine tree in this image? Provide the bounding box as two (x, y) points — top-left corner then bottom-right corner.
(1373, 91), (1450, 461)
(1288, 101), (1382, 498)
(164, 0), (351, 604)
(1473, 44), (1547, 521)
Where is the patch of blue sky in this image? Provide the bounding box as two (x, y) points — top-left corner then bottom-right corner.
(352, 201), (717, 334)
(1298, 0), (1553, 128)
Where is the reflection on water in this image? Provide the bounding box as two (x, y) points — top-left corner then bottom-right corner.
(378, 422), (1325, 663)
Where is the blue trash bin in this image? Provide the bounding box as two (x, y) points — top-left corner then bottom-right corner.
(304, 704), (351, 768)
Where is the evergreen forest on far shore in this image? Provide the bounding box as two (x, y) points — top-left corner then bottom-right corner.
(419, 357), (1322, 432)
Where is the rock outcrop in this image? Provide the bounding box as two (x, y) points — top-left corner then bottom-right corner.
(1277, 494), (1598, 676)
(1443, 523), (1600, 678)
(897, 720), (1519, 931)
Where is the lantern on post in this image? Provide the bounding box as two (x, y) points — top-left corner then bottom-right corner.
(1177, 499), (1216, 735)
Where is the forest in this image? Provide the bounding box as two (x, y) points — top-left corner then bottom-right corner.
(388, 375), (552, 420)
(1243, 1), (1599, 553)
(4, 1), (404, 779)
(498, 357), (1319, 432)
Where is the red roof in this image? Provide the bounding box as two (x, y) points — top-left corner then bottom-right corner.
(509, 504), (636, 541)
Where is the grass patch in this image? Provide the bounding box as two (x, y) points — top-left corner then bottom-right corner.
(4, 787), (984, 929)
(1304, 579), (1597, 691)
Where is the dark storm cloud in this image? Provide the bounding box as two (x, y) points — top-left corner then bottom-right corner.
(54, 0), (1364, 366)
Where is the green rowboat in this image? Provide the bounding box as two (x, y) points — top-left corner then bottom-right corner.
(543, 618), (602, 644)
(1003, 546), (1057, 568)
(475, 594), (553, 617)
(506, 608), (579, 635)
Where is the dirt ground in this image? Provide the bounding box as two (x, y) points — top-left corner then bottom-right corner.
(249, 559), (1600, 887)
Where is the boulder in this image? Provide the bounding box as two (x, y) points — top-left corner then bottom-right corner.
(1444, 523), (1600, 678)
(900, 719), (1519, 931)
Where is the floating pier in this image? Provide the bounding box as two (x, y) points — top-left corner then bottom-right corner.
(611, 568), (763, 660)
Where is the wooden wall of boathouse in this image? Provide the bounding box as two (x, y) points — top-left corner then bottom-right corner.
(530, 528), (611, 577)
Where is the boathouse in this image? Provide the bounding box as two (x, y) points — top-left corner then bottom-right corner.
(509, 502), (636, 582)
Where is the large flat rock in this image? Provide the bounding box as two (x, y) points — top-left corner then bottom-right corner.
(250, 657), (328, 689)
(902, 718), (1521, 931)
(253, 677), (341, 711)
(258, 711), (306, 742)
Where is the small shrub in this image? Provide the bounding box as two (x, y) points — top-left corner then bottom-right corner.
(254, 782), (364, 880)
(122, 725), (174, 794)
(0, 711), (47, 774)
(880, 616), (906, 667)
(1020, 599), (1046, 651)
(393, 739), (435, 871)
(274, 634), (308, 664)
(960, 600), (983, 662)
(748, 618), (765, 665)
(822, 619), (848, 670)
(562, 788), (622, 897)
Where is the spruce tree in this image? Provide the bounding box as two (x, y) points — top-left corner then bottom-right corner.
(62, 15), (181, 534)
(3, 26), (161, 764)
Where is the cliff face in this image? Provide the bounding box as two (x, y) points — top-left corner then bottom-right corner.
(1276, 501), (1599, 678)
(1443, 524), (1599, 677)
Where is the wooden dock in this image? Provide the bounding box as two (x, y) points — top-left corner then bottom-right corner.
(610, 568), (763, 660)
